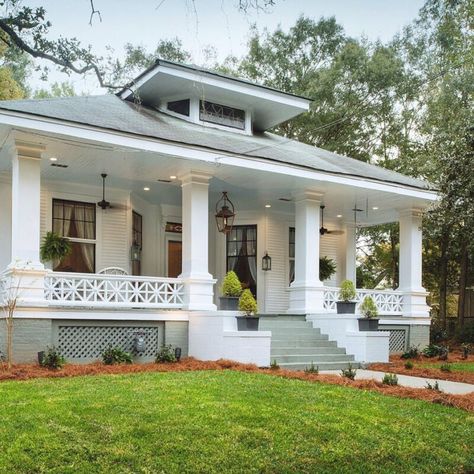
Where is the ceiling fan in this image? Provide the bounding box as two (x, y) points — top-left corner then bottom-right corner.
(97, 174), (129, 211)
(320, 205), (344, 236)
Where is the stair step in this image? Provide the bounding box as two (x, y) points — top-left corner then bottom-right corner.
(259, 322), (315, 329)
(271, 338), (334, 347)
(267, 328), (324, 336)
(277, 361), (360, 371)
(271, 346), (347, 356)
(260, 315), (306, 321)
(272, 354), (355, 363)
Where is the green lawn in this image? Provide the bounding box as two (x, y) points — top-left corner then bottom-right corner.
(419, 361), (474, 373)
(0, 371), (473, 474)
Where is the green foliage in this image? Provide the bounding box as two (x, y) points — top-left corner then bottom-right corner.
(40, 232), (71, 264)
(221, 271), (242, 297)
(319, 256), (336, 281)
(401, 346), (420, 360)
(40, 346), (65, 370)
(238, 289), (257, 316)
(304, 362), (319, 374)
(33, 81), (75, 98)
(339, 280), (356, 302)
(270, 359), (279, 370)
(425, 381), (442, 392)
(155, 345), (176, 363)
(101, 345), (133, 365)
(404, 360), (414, 370)
(359, 296), (378, 319)
(461, 343), (472, 360)
(341, 364), (357, 380)
(439, 363), (452, 373)
(422, 344), (447, 358)
(382, 373), (398, 386)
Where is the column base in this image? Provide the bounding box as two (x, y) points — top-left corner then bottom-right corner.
(181, 276), (217, 311)
(288, 283), (325, 314)
(401, 290), (430, 318)
(2, 267), (48, 307)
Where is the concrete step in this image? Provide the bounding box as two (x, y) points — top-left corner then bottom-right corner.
(272, 354), (355, 364)
(277, 361), (360, 371)
(271, 337), (334, 347)
(271, 346), (347, 356)
(266, 328), (324, 336)
(260, 315), (306, 321)
(259, 321), (315, 329)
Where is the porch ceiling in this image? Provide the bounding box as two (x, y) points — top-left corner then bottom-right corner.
(0, 128), (435, 226)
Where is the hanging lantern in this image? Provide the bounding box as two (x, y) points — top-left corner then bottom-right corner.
(262, 251), (272, 271)
(215, 191), (235, 234)
(130, 241), (142, 262)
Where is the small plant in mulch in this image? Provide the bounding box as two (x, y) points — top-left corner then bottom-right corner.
(404, 360), (414, 370)
(155, 345), (177, 363)
(101, 345), (133, 365)
(425, 381), (442, 392)
(382, 373), (398, 386)
(461, 343), (472, 360)
(422, 344), (448, 359)
(304, 362), (319, 374)
(270, 359), (280, 370)
(40, 346), (66, 370)
(440, 363), (452, 373)
(401, 346), (420, 360)
(341, 364), (357, 380)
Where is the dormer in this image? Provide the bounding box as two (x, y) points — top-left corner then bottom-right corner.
(118, 59), (311, 134)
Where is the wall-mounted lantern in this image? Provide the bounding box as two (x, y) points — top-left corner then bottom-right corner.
(262, 251), (272, 271)
(215, 191), (235, 234)
(130, 241), (142, 262)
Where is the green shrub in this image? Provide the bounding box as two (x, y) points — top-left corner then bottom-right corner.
(422, 344), (446, 358)
(304, 362), (319, 374)
(401, 346), (420, 359)
(359, 296), (378, 319)
(40, 346), (66, 370)
(341, 364), (357, 380)
(425, 381), (442, 392)
(404, 360), (414, 369)
(339, 280), (356, 302)
(101, 345), (133, 365)
(461, 343), (472, 360)
(239, 289), (257, 316)
(382, 373), (398, 386)
(221, 271), (242, 297)
(270, 359), (279, 370)
(319, 257), (337, 281)
(40, 231), (72, 264)
(440, 363), (452, 372)
(155, 344), (177, 363)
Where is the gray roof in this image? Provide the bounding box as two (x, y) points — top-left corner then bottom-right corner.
(0, 94), (433, 191)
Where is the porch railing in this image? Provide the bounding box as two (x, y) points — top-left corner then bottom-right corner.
(323, 287), (403, 315)
(44, 272), (185, 309)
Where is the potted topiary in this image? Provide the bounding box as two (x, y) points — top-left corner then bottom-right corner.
(40, 231), (72, 269)
(337, 280), (357, 314)
(219, 271), (242, 310)
(236, 289), (259, 331)
(358, 296), (379, 331)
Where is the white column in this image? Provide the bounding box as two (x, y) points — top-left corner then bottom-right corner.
(288, 191), (325, 314)
(179, 171), (216, 311)
(344, 223), (357, 284)
(399, 209), (429, 317)
(4, 141), (46, 306)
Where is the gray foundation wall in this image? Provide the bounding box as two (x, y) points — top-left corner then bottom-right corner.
(408, 324), (430, 349)
(164, 321), (189, 356)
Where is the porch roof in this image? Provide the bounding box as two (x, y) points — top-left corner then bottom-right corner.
(0, 94), (433, 192)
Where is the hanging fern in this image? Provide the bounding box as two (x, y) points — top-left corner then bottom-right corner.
(320, 256), (337, 281)
(40, 232), (72, 263)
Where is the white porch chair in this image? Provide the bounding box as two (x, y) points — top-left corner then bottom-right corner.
(98, 267), (129, 276)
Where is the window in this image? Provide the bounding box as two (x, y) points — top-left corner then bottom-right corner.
(52, 199), (96, 273)
(226, 225), (257, 296)
(167, 99), (190, 116)
(132, 211), (143, 276)
(289, 227), (295, 284)
(200, 100), (246, 130)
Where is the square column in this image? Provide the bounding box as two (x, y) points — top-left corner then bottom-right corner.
(288, 191), (325, 314)
(179, 171), (216, 311)
(344, 223), (357, 284)
(5, 141), (47, 306)
(399, 209), (429, 317)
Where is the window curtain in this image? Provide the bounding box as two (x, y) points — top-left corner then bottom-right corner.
(73, 205), (95, 273)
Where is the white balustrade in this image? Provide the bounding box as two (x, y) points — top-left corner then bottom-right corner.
(45, 272), (184, 309)
(323, 287), (403, 315)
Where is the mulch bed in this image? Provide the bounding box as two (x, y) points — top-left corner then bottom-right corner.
(1, 358), (473, 413)
(369, 352), (474, 385)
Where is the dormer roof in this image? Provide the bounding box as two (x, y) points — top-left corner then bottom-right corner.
(117, 59), (311, 131)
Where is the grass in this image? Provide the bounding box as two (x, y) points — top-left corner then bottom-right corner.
(420, 362), (474, 373)
(0, 371), (473, 474)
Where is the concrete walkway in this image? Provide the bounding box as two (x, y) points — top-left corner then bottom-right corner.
(320, 369), (474, 395)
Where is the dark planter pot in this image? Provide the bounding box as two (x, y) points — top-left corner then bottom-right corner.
(37, 351), (45, 366)
(358, 318), (379, 331)
(236, 316), (260, 331)
(336, 301), (356, 314)
(219, 296), (240, 311)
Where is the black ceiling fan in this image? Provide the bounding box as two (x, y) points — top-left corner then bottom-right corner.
(320, 205), (344, 236)
(97, 174), (129, 211)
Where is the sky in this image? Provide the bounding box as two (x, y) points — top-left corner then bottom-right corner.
(28, 0), (426, 94)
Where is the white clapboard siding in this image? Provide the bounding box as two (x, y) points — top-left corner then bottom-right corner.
(40, 188), (50, 240)
(98, 208), (129, 272)
(320, 233), (343, 287)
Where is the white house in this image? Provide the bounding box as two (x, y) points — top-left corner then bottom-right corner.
(0, 60), (435, 368)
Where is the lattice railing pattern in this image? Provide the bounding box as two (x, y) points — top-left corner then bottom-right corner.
(57, 325), (160, 359)
(323, 288), (403, 315)
(379, 329), (407, 353)
(45, 272), (184, 309)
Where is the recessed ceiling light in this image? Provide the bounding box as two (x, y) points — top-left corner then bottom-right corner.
(337, 214), (343, 218)
(49, 157), (58, 162)
(265, 204), (271, 208)
(143, 187), (150, 191)
(170, 175), (177, 180)
(372, 206), (379, 210)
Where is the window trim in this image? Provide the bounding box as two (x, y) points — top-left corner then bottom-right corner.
(199, 100), (246, 130)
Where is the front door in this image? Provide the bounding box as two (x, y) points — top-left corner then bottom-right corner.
(167, 240), (182, 278)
